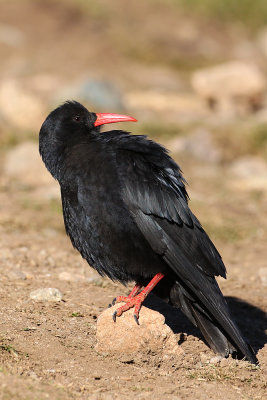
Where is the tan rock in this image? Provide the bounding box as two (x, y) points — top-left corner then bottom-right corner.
(5, 141), (50, 185)
(95, 304), (183, 357)
(228, 156), (267, 191)
(220, 357), (232, 367)
(58, 270), (99, 283)
(191, 61), (266, 115)
(259, 268), (267, 287)
(125, 90), (207, 123)
(30, 288), (63, 302)
(58, 271), (85, 282)
(230, 156), (267, 178)
(7, 268), (27, 280)
(4, 141), (60, 199)
(257, 27), (267, 58)
(209, 355), (223, 364)
(0, 79), (45, 130)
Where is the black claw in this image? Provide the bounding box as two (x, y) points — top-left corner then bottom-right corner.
(134, 315), (140, 325)
(108, 303), (112, 308)
(112, 310), (117, 322)
(112, 297), (117, 306)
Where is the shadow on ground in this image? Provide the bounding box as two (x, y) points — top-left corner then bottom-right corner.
(145, 294), (267, 357)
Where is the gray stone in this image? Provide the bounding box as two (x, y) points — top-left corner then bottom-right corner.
(56, 79), (125, 110)
(169, 129), (221, 163)
(30, 288), (63, 302)
(7, 269), (27, 280)
(79, 79), (124, 109)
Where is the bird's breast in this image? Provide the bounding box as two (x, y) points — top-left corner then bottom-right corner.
(59, 143), (167, 282)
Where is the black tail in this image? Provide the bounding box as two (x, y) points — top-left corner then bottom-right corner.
(170, 282), (258, 364)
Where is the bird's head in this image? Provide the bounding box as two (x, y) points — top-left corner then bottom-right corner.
(39, 100), (137, 178)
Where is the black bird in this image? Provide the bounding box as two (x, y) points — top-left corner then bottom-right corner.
(39, 101), (257, 364)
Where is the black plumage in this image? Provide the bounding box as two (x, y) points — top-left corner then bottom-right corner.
(39, 101), (257, 364)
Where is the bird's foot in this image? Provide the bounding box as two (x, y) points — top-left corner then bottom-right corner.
(112, 292), (147, 325)
(108, 283), (142, 308)
(112, 273), (165, 325)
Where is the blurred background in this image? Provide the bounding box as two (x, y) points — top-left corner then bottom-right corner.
(0, 1), (267, 397)
(1, 0), (267, 249)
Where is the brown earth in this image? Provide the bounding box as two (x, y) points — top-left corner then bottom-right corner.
(0, 154), (267, 400)
(0, 1), (267, 399)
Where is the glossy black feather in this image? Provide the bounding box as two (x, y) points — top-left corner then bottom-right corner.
(39, 101), (257, 364)
(115, 133), (226, 278)
(115, 132), (256, 362)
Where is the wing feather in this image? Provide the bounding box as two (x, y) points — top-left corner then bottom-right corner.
(115, 134), (226, 278)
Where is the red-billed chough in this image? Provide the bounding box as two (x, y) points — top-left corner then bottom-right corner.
(39, 101), (257, 364)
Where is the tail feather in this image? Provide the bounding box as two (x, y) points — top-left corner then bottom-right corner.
(189, 305), (235, 357)
(170, 282), (258, 363)
(141, 216), (258, 363)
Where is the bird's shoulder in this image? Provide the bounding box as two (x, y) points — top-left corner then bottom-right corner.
(105, 131), (190, 221)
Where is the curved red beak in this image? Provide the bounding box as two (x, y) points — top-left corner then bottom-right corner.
(94, 112), (137, 127)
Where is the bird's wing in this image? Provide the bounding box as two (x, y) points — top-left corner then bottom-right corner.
(113, 134), (259, 364)
(115, 134), (226, 279)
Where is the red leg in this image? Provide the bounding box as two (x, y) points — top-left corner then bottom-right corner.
(114, 283), (143, 304)
(112, 273), (164, 325)
(109, 283), (143, 307)
(127, 284), (143, 298)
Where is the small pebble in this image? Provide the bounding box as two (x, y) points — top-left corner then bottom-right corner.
(30, 288), (63, 302)
(209, 355), (223, 364)
(220, 358), (230, 367)
(259, 268), (267, 286)
(28, 371), (38, 380)
(7, 268), (27, 280)
(58, 271), (85, 282)
(58, 270), (99, 283)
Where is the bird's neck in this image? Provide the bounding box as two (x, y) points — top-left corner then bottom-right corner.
(39, 140), (65, 181)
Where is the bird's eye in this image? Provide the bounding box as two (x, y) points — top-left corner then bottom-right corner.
(73, 115), (81, 122)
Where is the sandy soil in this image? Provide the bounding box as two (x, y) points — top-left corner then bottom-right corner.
(0, 156), (267, 400)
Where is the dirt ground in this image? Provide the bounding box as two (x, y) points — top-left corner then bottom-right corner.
(0, 155), (266, 400)
(0, 1), (267, 399)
